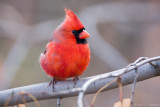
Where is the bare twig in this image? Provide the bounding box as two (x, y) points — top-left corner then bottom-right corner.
(57, 97), (60, 107)
(130, 68), (138, 107)
(0, 56), (160, 106)
(128, 57), (149, 107)
(77, 56), (160, 107)
(117, 77), (123, 107)
(130, 63), (138, 107)
(91, 78), (117, 107)
(4, 91), (40, 107)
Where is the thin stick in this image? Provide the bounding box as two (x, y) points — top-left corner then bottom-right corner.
(57, 97), (60, 107)
(78, 56), (160, 107)
(131, 68), (138, 107)
(117, 77), (123, 107)
(0, 56), (160, 106)
(4, 91), (40, 107)
(91, 78), (117, 107)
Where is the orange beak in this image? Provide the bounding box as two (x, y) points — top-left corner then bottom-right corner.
(79, 30), (90, 39)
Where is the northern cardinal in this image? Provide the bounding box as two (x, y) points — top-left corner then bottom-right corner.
(40, 8), (90, 87)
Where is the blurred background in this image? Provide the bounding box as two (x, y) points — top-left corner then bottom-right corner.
(0, 0), (160, 107)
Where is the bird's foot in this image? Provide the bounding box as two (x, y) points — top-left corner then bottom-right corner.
(73, 76), (79, 87)
(48, 78), (57, 91)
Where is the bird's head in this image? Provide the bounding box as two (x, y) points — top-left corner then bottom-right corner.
(54, 8), (90, 44)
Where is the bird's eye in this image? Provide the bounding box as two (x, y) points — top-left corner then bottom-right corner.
(72, 28), (85, 37)
(72, 30), (79, 37)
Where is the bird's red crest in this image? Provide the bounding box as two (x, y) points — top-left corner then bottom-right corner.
(40, 8), (91, 83)
(63, 8), (84, 30)
(65, 8), (76, 19)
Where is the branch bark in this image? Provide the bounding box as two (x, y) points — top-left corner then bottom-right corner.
(0, 56), (160, 106)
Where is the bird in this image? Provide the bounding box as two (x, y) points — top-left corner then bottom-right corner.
(40, 8), (90, 88)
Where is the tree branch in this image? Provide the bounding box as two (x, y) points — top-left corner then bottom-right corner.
(0, 56), (160, 106)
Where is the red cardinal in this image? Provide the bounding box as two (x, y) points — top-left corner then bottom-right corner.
(40, 8), (90, 86)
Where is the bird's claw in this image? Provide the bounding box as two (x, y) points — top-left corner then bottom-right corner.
(73, 76), (79, 87)
(48, 78), (57, 91)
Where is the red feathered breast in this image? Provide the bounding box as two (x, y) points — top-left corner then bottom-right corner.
(40, 42), (90, 79)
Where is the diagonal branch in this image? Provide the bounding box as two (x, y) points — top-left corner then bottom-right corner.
(77, 56), (160, 107)
(0, 56), (160, 106)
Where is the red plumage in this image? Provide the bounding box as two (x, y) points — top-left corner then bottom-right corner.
(40, 8), (90, 81)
